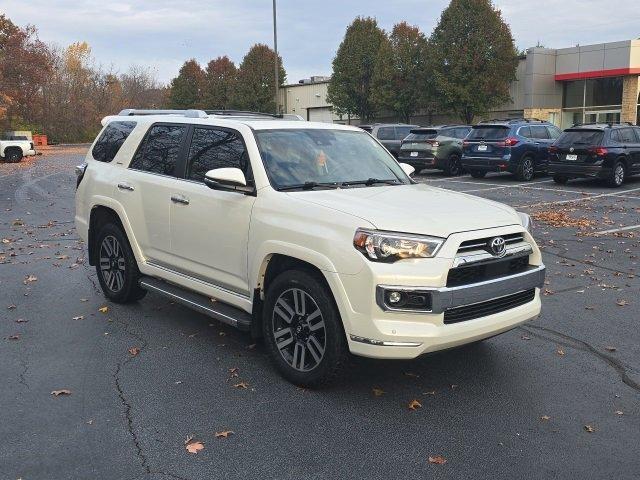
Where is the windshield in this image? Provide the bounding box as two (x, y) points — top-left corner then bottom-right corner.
(556, 129), (604, 147)
(468, 126), (509, 140)
(255, 129), (410, 190)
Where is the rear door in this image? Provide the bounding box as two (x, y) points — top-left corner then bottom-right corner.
(464, 125), (510, 157)
(169, 126), (256, 297)
(118, 123), (188, 267)
(529, 125), (553, 166)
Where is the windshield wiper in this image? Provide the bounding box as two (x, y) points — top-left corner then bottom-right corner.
(277, 181), (340, 191)
(341, 178), (401, 187)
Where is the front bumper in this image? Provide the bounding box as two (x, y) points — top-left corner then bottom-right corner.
(325, 227), (544, 360)
(548, 162), (609, 179)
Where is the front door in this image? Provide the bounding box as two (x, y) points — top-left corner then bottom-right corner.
(170, 126), (256, 297)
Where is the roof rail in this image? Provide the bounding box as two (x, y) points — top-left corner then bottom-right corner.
(205, 109), (282, 118)
(117, 109), (208, 118)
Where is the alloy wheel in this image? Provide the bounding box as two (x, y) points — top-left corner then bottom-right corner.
(522, 159), (534, 180)
(272, 288), (326, 372)
(99, 235), (126, 293)
(614, 164), (624, 186)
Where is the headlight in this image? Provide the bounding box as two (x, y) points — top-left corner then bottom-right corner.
(353, 229), (444, 262)
(517, 212), (532, 233)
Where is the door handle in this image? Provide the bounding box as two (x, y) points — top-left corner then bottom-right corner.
(117, 183), (134, 191)
(171, 194), (190, 205)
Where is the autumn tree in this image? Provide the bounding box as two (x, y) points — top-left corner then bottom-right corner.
(327, 17), (386, 121)
(233, 44), (285, 113)
(428, 0), (518, 123)
(202, 56), (237, 110)
(168, 59), (205, 109)
(371, 22), (430, 123)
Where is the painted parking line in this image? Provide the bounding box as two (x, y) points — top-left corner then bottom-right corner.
(517, 186), (640, 208)
(594, 224), (640, 235)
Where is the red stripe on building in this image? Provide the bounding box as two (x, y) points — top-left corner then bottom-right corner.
(555, 68), (640, 81)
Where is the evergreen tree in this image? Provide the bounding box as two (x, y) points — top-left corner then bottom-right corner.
(428, 0), (518, 123)
(371, 22), (430, 123)
(234, 44), (285, 113)
(168, 59), (204, 109)
(327, 17), (386, 121)
(202, 56), (237, 110)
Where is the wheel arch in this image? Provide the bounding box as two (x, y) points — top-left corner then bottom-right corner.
(88, 203), (142, 267)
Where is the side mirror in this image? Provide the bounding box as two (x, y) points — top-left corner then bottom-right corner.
(204, 168), (252, 194)
(399, 163), (415, 177)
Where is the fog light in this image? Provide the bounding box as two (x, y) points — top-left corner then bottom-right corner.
(388, 291), (402, 304)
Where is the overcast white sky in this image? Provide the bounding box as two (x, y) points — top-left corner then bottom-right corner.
(2, 0), (639, 84)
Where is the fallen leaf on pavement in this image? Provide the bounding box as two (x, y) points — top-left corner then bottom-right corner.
(128, 347), (140, 356)
(233, 382), (249, 389)
(72, 315), (84, 321)
(15, 318), (28, 323)
(615, 411), (624, 416)
(604, 346), (617, 352)
(215, 430), (234, 438)
(556, 348), (565, 356)
(51, 389), (72, 396)
(521, 335), (531, 340)
(7, 334), (20, 340)
(372, 388), (385, 397)
(23, 275), (37, 284)
(428, 455), (447, 465)
(408, 399), (422, 411)
(584, 425), (595, 433)
(616, 299), (629, 306)
(7, 304), (16, 310)
(185, 441), (204, 454)
(541, 415), (551, 421)
(98, 306), (109, 313)
(423, 390), (436, 395)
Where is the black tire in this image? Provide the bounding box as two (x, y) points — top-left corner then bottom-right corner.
(606, 161), (625, 188)
(516, 156), (535, 181)
(94, 222), (146, 303)
(5, 148), (23, 163)
(443, 154), (462, 176)
(553, 175), (569, 185)
(262, 269), (347, 387)
(469, 170), (486, 179)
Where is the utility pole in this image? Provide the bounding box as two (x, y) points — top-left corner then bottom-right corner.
(272, 0), (279, 115)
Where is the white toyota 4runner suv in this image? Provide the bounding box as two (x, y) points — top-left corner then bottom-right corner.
(75, 109), (545, 386)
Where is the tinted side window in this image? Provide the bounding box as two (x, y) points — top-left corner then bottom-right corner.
(610, 130), (621, 143)
(530, 125), (550, 139)
(619, 128), (636, 144)
(634, 128), (640, 142)
(518, 126), (532, 138)
(457, 128), (471, 139)
(129, 124), (186, 175)
(395, 127), (412, 140)
(186, 128), (250, 183)
(376, 127), (395, 141)
(92, 121), (136, 162)
(547, 126), (562, 139)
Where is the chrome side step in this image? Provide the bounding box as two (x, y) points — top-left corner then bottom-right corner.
(139, 276), (252, 330)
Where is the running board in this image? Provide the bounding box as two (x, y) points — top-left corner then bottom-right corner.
(139, 276), (252, 330)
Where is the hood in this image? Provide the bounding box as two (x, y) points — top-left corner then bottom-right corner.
(288, 183), (520, 238)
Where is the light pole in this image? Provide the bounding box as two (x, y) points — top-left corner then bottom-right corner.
(272, 0), (279, 115)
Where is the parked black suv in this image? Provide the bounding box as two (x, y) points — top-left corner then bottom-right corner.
(398, 125), (471, 175)
(461, 119), (561, 181)
(548, 123), (640, 187)
(359, 123), (419, 157)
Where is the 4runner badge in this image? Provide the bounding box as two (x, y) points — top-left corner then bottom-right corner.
(489, 237), (507, 257)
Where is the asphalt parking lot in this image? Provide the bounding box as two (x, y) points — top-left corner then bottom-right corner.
(1, 147), (639, 480)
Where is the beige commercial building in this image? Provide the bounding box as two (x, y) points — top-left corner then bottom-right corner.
(278, 39), (640, 127)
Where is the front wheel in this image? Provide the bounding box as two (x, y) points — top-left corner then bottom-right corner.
(263, 270), (347, 387)
(5, 149), (23, 163)
(443, 154), (462, 176)
(469, 170), (486, 179)
(607, 161), (625, 188)
(516, 157), (535, 181)
(94, 222), (147, 303)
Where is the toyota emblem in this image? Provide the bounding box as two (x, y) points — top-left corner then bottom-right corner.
(489, 237), (507, 257)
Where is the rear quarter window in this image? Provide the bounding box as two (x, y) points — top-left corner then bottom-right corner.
(92, 121), (137, 162)
(468, 126), (509, 140)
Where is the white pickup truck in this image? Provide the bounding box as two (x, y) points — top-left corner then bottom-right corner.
(75, 109), (544, 386)
(0, 137), (36, 163)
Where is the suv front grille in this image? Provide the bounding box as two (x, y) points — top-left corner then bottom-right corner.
(457, 233), (524, 254)
(447, 255), (530, 287)
(443, 289), (535, 324)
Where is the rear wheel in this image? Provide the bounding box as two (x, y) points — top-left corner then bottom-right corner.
(5, 148), (23, 163)
(553, 175), (569, 185)
(607, 161), (625, 188)
(443, 154), (462, 176)
(263, 270), (347, 387)
(516, 157), (535, 181)
(469, 170), (486, 179)
(94, 222), (146, 303)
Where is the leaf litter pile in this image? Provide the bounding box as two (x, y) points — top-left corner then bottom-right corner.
(531, 210), (595, 229)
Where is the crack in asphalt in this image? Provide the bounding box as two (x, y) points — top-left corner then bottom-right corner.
(17, 356), (29, 390)
(519, 324), (640, 393)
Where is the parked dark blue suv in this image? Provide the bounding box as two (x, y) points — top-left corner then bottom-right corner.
(461, 119), (562, 181)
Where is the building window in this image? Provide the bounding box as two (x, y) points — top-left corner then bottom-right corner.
(585, 77), (623, 107)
